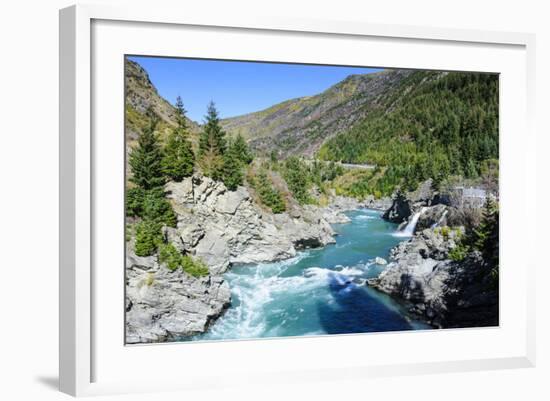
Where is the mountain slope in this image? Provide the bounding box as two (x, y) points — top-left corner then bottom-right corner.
(125, 59), (200, 147)
(221, 69), (414, 157)
(319, 71), (499, 194)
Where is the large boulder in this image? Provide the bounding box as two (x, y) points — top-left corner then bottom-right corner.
(383, 192), (411, 224)
(408, 179), (434, 204)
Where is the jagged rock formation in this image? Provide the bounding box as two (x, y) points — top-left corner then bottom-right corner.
(164, 174), (339, 274)
(125, 248), (231, 344)
(367, 226), (498, 328)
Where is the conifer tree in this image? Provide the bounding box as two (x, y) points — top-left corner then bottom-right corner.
(199, 101), (226, 156)
(222, 144), (243, 190)
(162, 96), (195, 181)
(129, 111), (165, 190)
(254, 169), (286, 213)
(174, 96), (187, 130)
(283, 157), (310, 204)
(232, 133), (253, 164)
(474, 198), (499, 267)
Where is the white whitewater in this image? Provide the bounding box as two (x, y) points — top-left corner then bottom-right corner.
(431, 209), (448, 228)
(395, 207), (427, 237)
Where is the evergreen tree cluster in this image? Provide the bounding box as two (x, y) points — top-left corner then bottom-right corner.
(281, 157), (311, 204)
(472, 199), (499, 269)
(162, 97), (195, 181)
(198, 101), (252, 189)
(318, 72), (499, 196)
(277, 157), (345, 205)
(250, 169), (286, 213)
(127, 100), (254, 259)
(447, 198), (499, 284)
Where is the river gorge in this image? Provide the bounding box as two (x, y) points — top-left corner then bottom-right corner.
(193, 208), (431, 341)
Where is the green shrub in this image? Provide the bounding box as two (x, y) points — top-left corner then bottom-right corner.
(126, 187), (145, 217)
(157, 243), (210, 277)
(182, 255), (209, 277)
(125, 223), (133, 242)
(142, 189), (176, 227)
(134, 220), (163, 256)
(440, 226), (450, 240)
(158, 243), (183, 271)
(126, 187), (176, 227)
(449, 243), (469, 261)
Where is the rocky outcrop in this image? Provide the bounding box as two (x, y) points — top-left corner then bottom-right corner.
(367, 228), (498, 328)
(165, 174), (337, 274)
(383, 192), (412, 224)
(414, 204), (449, 232)
(125, 247), (231, 344)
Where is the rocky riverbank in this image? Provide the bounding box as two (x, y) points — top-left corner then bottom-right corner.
(367, 226), (498, 328)
(126, 173), (354, 343)
(126, 249), (231, 343)
(370, 180), (499, 328)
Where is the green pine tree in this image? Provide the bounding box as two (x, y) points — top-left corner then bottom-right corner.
(232, 133), (253, 164)
(162, 97), (195, 181)
(129, 111), (165, 190)
(174, 95), (188, 130)
(199, 101), (226, 156)
(222, 145), (243, 190)
(474, 198), (499, 268)
(283, 157), (310, 204)
(254, 169), (286, 213)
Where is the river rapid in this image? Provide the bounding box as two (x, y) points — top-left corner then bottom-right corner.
(195, 208), (431, 341)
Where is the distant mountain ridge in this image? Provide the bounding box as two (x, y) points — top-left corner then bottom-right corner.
(220, 69), (415, 157)
(125, 59), (418, 159)
(125, 59), (496, 180)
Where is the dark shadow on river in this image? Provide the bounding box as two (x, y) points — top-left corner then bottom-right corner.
(317, 273), (413, 334)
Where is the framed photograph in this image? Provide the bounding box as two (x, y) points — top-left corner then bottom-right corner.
(59, 4), (536, 396)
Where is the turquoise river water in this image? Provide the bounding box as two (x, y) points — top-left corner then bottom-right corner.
(196, 208), (431, 341)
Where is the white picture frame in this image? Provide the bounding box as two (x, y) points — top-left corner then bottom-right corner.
(59, 3), (536, 397)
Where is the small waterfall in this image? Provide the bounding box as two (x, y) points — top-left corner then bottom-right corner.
(397, 207), (426, 236)
(431, 210), (448, 229)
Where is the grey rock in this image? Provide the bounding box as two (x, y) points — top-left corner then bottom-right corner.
(363, 196), (393, 211)
(367, 228), (498, 328)
(125, 247), (231, 344)
(383, 192), (411, 224)
(165, 174), (337, 274)
(374, 256), (388, 265)
(415, 204), (449, 232)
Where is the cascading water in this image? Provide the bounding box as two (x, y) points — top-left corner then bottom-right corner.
(395, 207), (427, 237)
(431, 210), (448, 229)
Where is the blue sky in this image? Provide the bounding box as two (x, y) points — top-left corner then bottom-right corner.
(128, 56), (382, 122)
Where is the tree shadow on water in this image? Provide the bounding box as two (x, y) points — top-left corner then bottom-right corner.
(317, 273), (412, 335)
